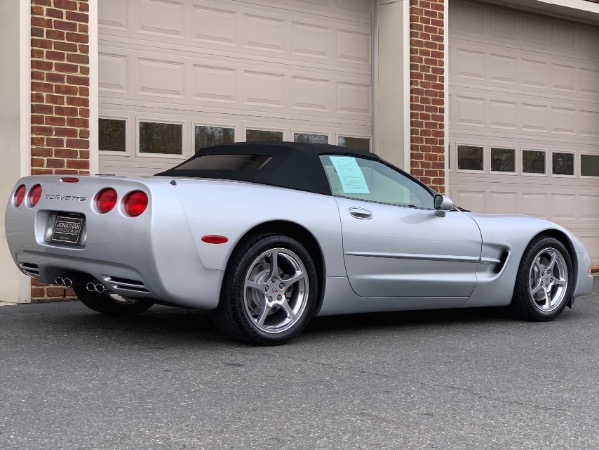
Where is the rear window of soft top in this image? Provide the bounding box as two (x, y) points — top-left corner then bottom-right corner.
(172, 154), (273, 171)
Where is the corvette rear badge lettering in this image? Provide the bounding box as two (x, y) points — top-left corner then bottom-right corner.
(45, 194), (87, 201)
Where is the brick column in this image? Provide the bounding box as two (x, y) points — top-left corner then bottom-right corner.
(31, 0), (90, 301)
(409, 0), (446, 194)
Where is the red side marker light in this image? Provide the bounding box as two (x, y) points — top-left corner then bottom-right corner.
(14, 185), (27, 207)
(28, 184), (43, 207)
(201, 235), (229, 244)
(61, 177), (79, 183)
(123, 190), (148, 217)
(95, 188), (118, 214)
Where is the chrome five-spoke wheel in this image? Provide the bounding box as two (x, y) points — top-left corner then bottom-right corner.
(513, 236), (572, 321)
(528, 247), (568, 313)
(243, 248), (310, 334)
(213, 233), (318, 345)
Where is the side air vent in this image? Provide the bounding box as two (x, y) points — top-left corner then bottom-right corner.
(19, 263), (40, 276)
(493, 251), (510, 274)
(104, 276), (149, 293)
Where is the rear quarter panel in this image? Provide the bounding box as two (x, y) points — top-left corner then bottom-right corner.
(166, 178), (345, 276)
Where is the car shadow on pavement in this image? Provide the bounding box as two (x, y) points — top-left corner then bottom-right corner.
(28, 299), (584, 347)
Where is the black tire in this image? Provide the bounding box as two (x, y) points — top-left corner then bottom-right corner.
(212, 233), (318, 345)
(74, 285), (154, 316)
(511, 236), (573, 321)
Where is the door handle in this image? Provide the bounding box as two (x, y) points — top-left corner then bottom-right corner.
(349, 207), (372, 220)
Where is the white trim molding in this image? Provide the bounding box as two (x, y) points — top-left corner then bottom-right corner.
(376, 0), (411, 172)
(0, 0), (32, 303)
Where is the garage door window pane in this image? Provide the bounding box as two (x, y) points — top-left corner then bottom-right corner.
(457, 145), (483, 171)
(294, 133), (328, 144)
(552, 152), (574, 176)
(581, 154), (599, 177)
(99, 119), (126, 152)
(338, 136), (370, 151)
(140, 122), (182, 155)
(246, 129), (283, 142)
(491, 147), (515, 172)
(195, 126), (234, 153)
(523, 150), (545, 174)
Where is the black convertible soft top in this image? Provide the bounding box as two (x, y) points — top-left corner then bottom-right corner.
(156, 141), (379, 195)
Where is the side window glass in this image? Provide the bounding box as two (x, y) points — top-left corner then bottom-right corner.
(320, 155), (434, 209)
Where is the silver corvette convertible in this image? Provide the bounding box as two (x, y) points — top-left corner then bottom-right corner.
(5, 142), (594, 344)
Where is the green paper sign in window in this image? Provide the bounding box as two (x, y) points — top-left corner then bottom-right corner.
(329, 156), (370, 194)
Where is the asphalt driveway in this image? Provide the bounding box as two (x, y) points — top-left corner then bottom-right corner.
(1, 278), (598, 449)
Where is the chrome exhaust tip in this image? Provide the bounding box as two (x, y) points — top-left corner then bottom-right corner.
(55, 277), (64, 286)
(86, 282), (96, 292)
(62, 278), (73, 288)
(95, 283), (106, 294)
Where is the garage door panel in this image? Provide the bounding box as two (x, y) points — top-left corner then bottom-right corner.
(522, 59), (549, 88)
(488, 191), (517, 214)
(581, 68), (599, 96)
(549, 193), (577, 222)
(550, 107), (576, 135)
(450, 0), (599, 264)
(450, 88), (599, 140)
(138, 0), (185, 39)
(488, 99), (517, 130)
(451, 54), (595, 106)
(98, 0), (128, 30)
(99, 0), (373, 178)
(137, 58), (184, 98)
(522, 15), (549, 45)
(581, 27), (599, 56)
(580, 111), (599, 137)
(98, 53), (128, 93)
(192, 4), (236, 47)
(99, 0), (372, 72)
(193, 65), (236, 104)
(580, 194), (599, 221)
(290, 76), (331, 112)
(99, 47), (372, 123)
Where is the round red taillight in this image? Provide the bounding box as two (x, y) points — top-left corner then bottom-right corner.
(95, 188), (118, 214)
(28, 184), (42, 207)
(14, 185), (27, 207)
(123, 191), (148, 217)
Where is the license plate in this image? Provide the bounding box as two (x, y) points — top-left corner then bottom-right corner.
(51, 215), (84, 245)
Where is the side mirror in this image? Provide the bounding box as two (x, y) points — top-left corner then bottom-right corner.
(433, 195), (454, 217)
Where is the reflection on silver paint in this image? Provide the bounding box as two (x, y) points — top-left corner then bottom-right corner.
(345, 251), (502, 265)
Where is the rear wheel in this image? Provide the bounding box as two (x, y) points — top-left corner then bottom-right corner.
(511, 236), (573, 321)
(74, 285), (153, 316)
(212, 233), (318, 345)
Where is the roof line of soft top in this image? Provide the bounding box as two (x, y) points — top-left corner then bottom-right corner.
(154, 142), (380, 196)
(189, 141), (375, 157)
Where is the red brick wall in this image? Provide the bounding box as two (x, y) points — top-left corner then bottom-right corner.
(31, 0), (90, 301)
(409, 0), (446, 194)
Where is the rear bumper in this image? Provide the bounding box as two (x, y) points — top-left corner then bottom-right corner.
(14, 249), (224, 309)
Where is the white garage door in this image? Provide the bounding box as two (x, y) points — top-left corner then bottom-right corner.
(98, 0), (373, 176)
(449, 0), (599, 264)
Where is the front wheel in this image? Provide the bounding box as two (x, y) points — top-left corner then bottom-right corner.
(212, 233), (318, 345)
(74, 285), (154, 316)
(511, 236), (573, 321)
